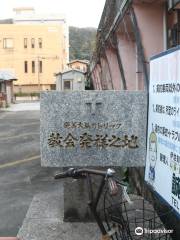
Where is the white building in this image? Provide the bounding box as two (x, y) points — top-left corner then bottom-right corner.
(56, 69), (86, 91)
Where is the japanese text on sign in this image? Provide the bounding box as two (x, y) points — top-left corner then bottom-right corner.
(48, 132), (138, 149)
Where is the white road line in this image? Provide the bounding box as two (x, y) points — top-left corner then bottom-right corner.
(0, 133), (39, 140)
(0, 155), (40, 169)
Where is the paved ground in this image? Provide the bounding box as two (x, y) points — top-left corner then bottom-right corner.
(1, 102), (40, 112)
(0, 107), (58, 236)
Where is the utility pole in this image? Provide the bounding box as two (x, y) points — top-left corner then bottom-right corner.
(37, 56), (41, 92)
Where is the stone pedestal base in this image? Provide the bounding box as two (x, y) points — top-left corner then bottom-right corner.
(18, 183), (99, 240)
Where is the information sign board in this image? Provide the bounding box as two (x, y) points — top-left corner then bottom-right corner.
(145, 47), (180, 216)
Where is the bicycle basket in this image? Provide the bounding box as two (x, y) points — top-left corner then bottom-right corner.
(102, 194), (173, 240)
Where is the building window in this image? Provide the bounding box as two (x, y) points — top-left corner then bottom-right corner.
(24, 61), (28, 73)
(3, 38), (14, 49)
(38, 38), (42, 48)
(31, 38), (35, 48)
(64, 80), (71, 90)
(167, 10), (180, 49)
(24, 38), (27, 48)
(0, 83), (5, 92)
(50, 84), (56, 90)
(0, 82), (6, 93)
(32, 61), (35, 73)
(39, 61), (42, 73)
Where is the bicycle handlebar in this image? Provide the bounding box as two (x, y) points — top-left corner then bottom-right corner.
(54, 168), (116, 179)
(54, 168), (75, 179)
(54, 172), (70, 179)
(54, 168), (128, 189)
(54, 167), (132, 203)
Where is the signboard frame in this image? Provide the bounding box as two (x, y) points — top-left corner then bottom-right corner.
(145, 45), (180, 218)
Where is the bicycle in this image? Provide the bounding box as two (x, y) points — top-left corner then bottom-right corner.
(55, 168), (173, 240)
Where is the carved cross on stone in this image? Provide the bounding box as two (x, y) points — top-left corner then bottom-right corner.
(85, 98), (103, 115)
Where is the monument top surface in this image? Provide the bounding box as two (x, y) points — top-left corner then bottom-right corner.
(40, 91), (147, 167)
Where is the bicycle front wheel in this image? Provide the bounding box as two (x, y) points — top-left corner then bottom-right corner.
(103, 187), (132, 240)
(103, 192), (173, 240)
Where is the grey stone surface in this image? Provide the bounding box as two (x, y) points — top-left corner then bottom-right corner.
(40, 91), (147, 167)
(17, 186), (99, 240)
(25, 186), (63, 220)
(18, 219), (99, 240)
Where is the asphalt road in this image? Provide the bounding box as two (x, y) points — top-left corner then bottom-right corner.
(0, 110), (59, 236)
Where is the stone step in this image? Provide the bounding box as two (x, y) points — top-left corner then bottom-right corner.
(17, 184), (99, 240)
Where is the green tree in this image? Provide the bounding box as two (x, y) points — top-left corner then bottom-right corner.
(69, 26), (96, 61)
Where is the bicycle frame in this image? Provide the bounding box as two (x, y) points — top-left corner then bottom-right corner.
(82, 170), (114, 240)
(86, 173), (107, 235)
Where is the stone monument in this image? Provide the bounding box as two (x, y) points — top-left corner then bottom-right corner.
(40, 90), (147, 221)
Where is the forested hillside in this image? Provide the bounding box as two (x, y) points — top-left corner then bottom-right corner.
(69, 26), (96, 61)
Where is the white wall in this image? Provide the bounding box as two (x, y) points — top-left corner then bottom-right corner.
(56, 71), (85, 91)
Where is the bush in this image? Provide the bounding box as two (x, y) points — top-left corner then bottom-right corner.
(14, 92), (40, 98)
(30, 92), (40, 97)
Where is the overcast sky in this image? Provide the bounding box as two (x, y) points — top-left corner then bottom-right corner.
(0, 0), (106, 28)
